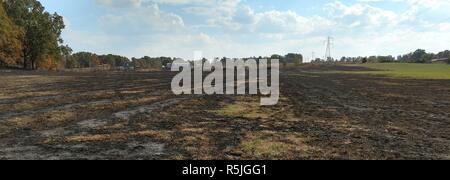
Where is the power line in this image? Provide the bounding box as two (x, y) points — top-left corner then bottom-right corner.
(325, 36), (333, 61)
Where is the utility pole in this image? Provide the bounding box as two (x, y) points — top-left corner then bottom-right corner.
(325, 36), (333, 61)
(311, 52), (315, 62)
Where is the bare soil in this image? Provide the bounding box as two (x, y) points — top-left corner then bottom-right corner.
(0, 66), (449, 160)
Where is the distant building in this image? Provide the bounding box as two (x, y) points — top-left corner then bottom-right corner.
(117, 63), (132, 71)
(164, 63), (172, 71)
(431, 58), (449, 64)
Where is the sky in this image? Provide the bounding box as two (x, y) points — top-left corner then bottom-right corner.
(40, 0), (450, 61)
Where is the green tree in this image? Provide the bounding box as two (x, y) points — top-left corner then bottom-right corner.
(377, 55), (395, 63)
(0, 3), (23, 67)
(59, 45), (73, 68)
(271, 54), (286, 66)
(448, 53), (450, 64)
(160, 57), (173, 67)
(285, 53), (303, 66)
(421, 53), (434, 63)
(98, 54), (130, 67)
(131, 56), (167, 69)
(361, 57), (368, 64)
(65, 57), (79, 69)
(437, 50), (449, 59)
(411, 49), (427, 63)
(3, 0), (65, 69)
(71, 52), (100, 68)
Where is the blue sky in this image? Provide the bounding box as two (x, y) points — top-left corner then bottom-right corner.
(40, 0), (450, 61)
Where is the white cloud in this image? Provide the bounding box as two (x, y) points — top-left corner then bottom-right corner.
(337, 29), (450, 57)
(254, 11), (335, 35)
(185, 1), (335, 35)
(95, 0), (143, 8)
(325, 1), (402, 28)
(65, 0), (450, 60)
(98, 3), (185, 34)
(153, 0), (213, 5)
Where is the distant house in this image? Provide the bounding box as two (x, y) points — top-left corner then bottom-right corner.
(431, 58), (449, 64)
(163, 63), (172, 71)
(117, 63), (132, 71)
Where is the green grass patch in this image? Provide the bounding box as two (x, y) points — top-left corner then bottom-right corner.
(214, 102), (270, 119)
(241, 139), (292, 157)
(231, 131), (313, 159)
(341, 63), (450, 79)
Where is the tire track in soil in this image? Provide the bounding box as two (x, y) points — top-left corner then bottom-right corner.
(0, 82), (171, 105)
(0, 96), (194, 160)
(0, 82), (171, 116)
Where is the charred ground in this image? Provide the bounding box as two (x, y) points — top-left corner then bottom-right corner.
(0, 65), (449, 160)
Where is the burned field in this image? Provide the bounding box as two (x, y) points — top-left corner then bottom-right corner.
(0, 65), (449, 160)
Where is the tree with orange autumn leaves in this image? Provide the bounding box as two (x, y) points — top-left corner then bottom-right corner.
(1, 0), (67, 70)
(0, 2), (23, 67)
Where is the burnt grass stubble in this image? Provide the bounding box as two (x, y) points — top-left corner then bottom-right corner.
(0, 65), (449, 159)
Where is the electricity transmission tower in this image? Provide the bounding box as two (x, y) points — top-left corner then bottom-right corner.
(325, 36), (333, 61)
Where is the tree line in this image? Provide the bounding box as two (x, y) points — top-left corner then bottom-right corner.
(331, 49), (450, 64)
(208, 54), (303, 67)
(58, 52), (306, 70)
(65, 52), (178, 70)
(397, 49), (449, 63)
(270, 53), (303, 66)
